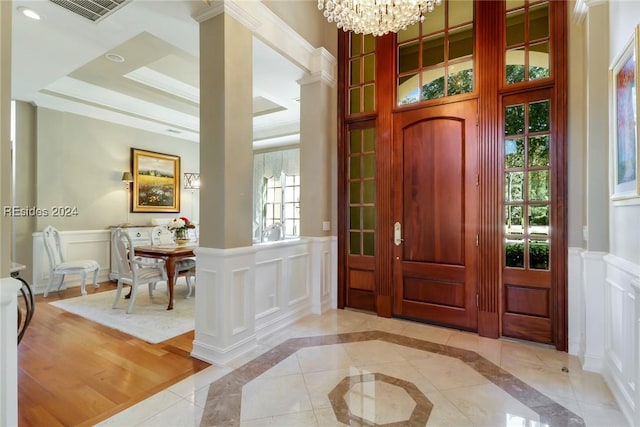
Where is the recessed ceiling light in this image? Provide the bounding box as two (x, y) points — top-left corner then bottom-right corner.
(17, 6), (40, 20)
(105, 53), (125, 63)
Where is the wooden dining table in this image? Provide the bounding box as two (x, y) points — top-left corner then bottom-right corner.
(134, 244), (196, 310)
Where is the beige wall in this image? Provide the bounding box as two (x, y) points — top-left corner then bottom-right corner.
(13, 101), (36, 281)
(567, 2), (587, 249)
(34, 108), (199, 231)
(263, 0), (338, 58)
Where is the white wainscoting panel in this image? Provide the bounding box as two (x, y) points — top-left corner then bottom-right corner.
(603, 254), (639, 426)
(255, 258), (282, 319)
(568, 247), (585, 356)
(192, 237), (336, 365)
(581, 251), (607, 372)
(32, 230), (111, 295)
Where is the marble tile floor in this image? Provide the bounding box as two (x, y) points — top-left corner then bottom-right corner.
(97, 309), (630, 427)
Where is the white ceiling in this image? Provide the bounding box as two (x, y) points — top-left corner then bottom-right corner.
(11, 0), (306, 144)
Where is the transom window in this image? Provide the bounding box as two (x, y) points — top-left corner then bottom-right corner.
(397, 0), (475, 105)
(505, 0), (550, 85)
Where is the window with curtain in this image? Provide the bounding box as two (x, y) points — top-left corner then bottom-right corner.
(253, 148), (300, 242)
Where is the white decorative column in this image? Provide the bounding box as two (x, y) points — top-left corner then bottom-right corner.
(0, 278), (20, 427)
(298, 49), (337, 315)
(192, 6), (257, 365)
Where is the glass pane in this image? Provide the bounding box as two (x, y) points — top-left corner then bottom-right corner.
(529, 100), (550, 132)
(398, 21), (420, 42)
(399, 41), (419, 73)
(363, 84), (375, 112)
(529, 3), (549, 41)
(350, 207), (361, 229)
(505, 104), (525, 135)
(350, 181), (361, 204)
(449, 25), (473, 60)
(363, 232), (375, 256)
(422, 3), (445, 35)
(350, 232), (361, 255)
(284, 186), (294, 201)
(506, 9), (525, 47)
(364, 33), (375, 53)
(363, 128), (375, 152)
(505, 171), (524, 202)
(505, 138), (525, 168)
(274, 189), (282, 203)
(274, 204), (281, 219)
(505, 205), (524, 235)
(529, 42), (550, 80)
(363, 180), (376, 204)
(422, 67), (446, 100)
(449, 0), (473, 27)
(528, 135), (550, 166)
(363, 154), (375, 178)
(505, 239), (525, 268)
(363, 207), (375, 229)
(350, 155), (361, 179)
(349, 87), (361, 114)
(448, 61), (473, 95)
(506, 0), (525, 11)
(350, 58), (361, 85)
(506, 48), (526, 84)
(363, 54), (375, 82)
(350, 33), (362, 57)
(398, 73), (420, 105)
(349, 130), (360, 154)
(528, 170), (549, 201)
(528, 205), (549, 235)
(529, 239), (549, 270)
(422, 35), (445, 67)
(284, 203), (294, 218)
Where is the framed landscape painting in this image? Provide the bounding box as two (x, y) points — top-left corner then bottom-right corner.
(611, 26), (640, 199)
(131, 148), (181, 212)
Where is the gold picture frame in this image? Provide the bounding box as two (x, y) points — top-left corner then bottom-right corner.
(611, 25), (640, 200)
(131, 148), (181, 212)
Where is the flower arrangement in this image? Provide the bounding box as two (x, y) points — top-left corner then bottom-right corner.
(168, 216), (196, 231)
(168, 217), (196, 241)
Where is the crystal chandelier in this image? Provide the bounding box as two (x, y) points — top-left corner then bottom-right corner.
(318, 0), (442, 36)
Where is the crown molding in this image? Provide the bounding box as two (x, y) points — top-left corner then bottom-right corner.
(193, 0), (337, 81)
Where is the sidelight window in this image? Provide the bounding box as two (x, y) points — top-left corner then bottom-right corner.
(348, 127), (376, 256)
(348, 33), (376, 115)
(504, 98), (551, 270)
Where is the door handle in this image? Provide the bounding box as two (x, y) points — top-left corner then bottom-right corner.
(394, 222), (403, 246)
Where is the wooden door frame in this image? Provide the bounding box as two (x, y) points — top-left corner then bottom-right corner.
(337, 0), (568, 351)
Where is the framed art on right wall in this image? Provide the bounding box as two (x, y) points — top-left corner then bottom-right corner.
(611, 25), (640, 200)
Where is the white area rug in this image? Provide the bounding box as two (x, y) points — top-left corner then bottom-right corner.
(49, 282), (194, 344)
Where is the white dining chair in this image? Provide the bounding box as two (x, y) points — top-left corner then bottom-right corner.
(112, 228), (167, 314)
(42, 225), (100, 297)
(151, 225), (196, 298)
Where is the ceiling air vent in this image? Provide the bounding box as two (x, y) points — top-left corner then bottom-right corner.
(49, 0), (129, 23)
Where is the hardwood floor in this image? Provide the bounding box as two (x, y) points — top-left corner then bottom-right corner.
(17, 282), (210, 427)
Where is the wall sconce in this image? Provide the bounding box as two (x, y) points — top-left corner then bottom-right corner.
(184, 172), (200, 190)
(121, 171), (133, 226)
(121, 171), (133, 189)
